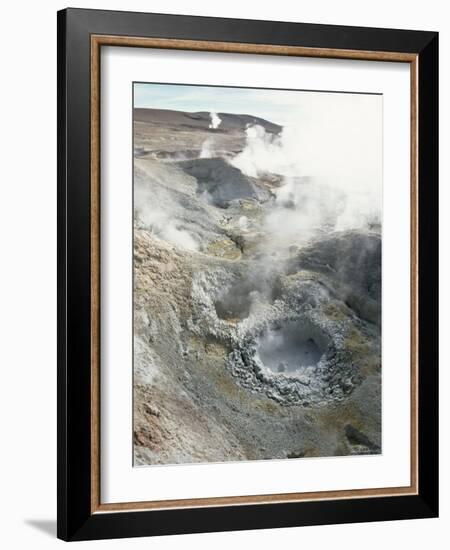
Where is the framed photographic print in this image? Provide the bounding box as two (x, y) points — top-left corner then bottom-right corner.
(57, 8), (439, 541)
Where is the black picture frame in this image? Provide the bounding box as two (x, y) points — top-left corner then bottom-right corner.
(57, 7), (438, 541)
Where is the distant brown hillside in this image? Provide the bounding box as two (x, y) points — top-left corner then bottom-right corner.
(133, 108), (282, 134)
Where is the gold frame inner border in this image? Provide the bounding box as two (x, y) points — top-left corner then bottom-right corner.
(90, 35), (419, 514)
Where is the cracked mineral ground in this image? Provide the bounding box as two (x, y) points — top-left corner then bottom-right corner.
(133, 107), (382, 466)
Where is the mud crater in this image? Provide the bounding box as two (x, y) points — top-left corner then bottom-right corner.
(226, 316), (345, 407)
(256, 320), (328, 375)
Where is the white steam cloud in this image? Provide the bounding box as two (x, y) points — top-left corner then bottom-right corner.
(135, 166), (199, 251)
(231, 124), (291, 178)
(200, 137), (214, 159)
(209, 111), (222, 130)
(200, 112), (223, 157)
(231, 93), (382, 240)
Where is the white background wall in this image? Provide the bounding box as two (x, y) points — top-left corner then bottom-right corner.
(0, 1), (447, 548)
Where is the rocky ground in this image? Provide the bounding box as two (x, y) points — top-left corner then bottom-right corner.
(133, 108), (381, 466)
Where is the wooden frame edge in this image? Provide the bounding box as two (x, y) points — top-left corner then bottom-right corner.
(90, 34), (420, 514)
(94, 489), (419, 514)
(91, 34), (417, 62)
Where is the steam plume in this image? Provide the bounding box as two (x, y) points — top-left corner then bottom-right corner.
(209, 111), (222, 130)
